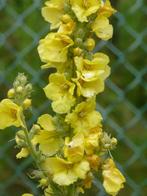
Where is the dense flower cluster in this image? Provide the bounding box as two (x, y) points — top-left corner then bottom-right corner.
(0, 1), (125, 196)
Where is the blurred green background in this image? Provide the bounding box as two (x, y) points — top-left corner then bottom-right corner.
(0, 0), (146, 195)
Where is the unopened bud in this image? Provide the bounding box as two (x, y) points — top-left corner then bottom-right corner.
(15, 130), (25, 146)
(13, 80), (20, 87)
(73, 47), (83, 56)
(7, 88), (15, 98)
(33, 124), (40, 132)
(25, 84), (32, 92)
(61, 14), (72, 23)
(85, 38), (95, 51)
(16, 86), (23, 93)
(75, 38), (83, 47)
(76, 28), (84, 38)
(19, 74), (27, 85)
(30, 124), (40, 136)
(111, 138), (117, 146)
(104, 143), (111, 149)
(23, 98), (32, 109)
(39, 178), (48, 186)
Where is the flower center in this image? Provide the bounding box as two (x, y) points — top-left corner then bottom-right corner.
(10, 109), (17, 120)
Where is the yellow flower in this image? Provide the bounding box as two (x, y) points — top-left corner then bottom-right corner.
(74, 52), (110, 82)
(15, 130), (37, 159)
(44, 73), (75, 114)
(70, 0), (101, 22)
(65, 99), (102, 132)
(33, 114), (63, 156)
(74, 71), (107, 97)
(84, 126), (102, 155)
(92, 16), (113, 41)
(99, 0), (116, 17)
(42, 157), (90, 186)
(87, 155), (101, 171)
(58, 16), (75, 35)
(42, 0), (65, 29)
(83, 174), (93, 189)
(15, 130), (28, 159)
(64, 133), (85, 163)
(0, 99), (24, 129)
(38, 33), (73, 71)
(102, 159), (126, 196)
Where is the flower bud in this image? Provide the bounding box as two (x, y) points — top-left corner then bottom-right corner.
(85, 38), (95, 51)
(16, 86), (23, 93)
(111, 138), (117, 146)
(73, 47), (83, 56)
(7, 88), (15, 98)
(61, 14), (72, 23)
(25, 84), (32, 92)
(76, 28), (84, 38)
(15, 130), (26, 146)
(30, 124), (41, 137)
(33, 124), (41, 132)
(19, 74), (27, 85)
(104, 143), (111, 149)
(13, 80), (20, 88)
(23, 98), (32, 109)
(39, 178), (48, 186)
(75, 38), (83, 47)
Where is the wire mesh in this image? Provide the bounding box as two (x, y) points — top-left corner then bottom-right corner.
(0, 0), (146, 195)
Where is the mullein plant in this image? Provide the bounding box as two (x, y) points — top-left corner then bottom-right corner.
(0, 0), (126, 196)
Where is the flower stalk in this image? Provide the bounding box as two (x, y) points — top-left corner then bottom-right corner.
(0, 1), (126, 196)
(21, 115), (40, 167)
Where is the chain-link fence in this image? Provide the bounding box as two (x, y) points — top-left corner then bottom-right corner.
(0, 0), (147, 195)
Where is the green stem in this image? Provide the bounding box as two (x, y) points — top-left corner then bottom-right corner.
(67, 185), (79, 196)
(22, 119), (42, 171)
(21, 114), (64, 196)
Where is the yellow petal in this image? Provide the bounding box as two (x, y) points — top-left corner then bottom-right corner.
(42, 157), (90, 186)
(16, 148), (29, 159)
(102, 159), (126, 196)
(73, 160), (90, 179)
(85, 127), (102, 155)
(64, 133), (84, 163)
(65, 99), (102, 132)
(38, 33), (73, 64)
(53, 171), (77, 186)
(44, 73), (75, 101)
(99, 0), (116, 17)
(71, 0), (100, 22)
(42, 158), (77, 185)
(42, 0), (64, 29)
(34, 130), (62, 156)
(41, 61), (66, 73)
(0, 99), (24, 129)
(38, 114), (55, 131)
(42, 157), (69, 174)
(58, 20), (75, 35)
(75, 75), (105, 97)
(92, 16), (113, 41)
(52, 95), (75, 114)
(74, 53), (110, 82)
